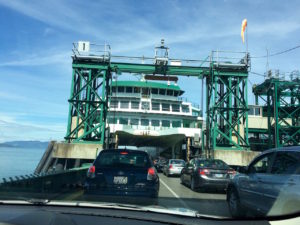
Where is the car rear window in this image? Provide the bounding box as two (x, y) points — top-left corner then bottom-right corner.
(197, 159), (229, 169)
(95, 151), (151, 168)
(170, 160), (185, 165)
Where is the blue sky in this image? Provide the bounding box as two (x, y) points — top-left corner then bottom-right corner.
(0, 0), (299, 142)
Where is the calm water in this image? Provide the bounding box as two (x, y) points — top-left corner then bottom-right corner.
(0, 147), (45, 179)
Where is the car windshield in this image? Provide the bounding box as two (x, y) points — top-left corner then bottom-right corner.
(0, 0), (300, 222)
(197, 159), (230, 170)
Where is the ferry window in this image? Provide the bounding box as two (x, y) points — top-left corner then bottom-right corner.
(142, 102), (150, 110)
(108, 117), (117, 124)
(159, 89), (166, 95)
(182, 105), (190, 113)
(117, 86), (124, 93)
(152, 102), (160, 110)
(172, 121), (181, 128)
(167, 89), (173, 96)
(110, 100), (118, 108)
(255, 108), (261, 116)
(152, 88), (158, 94)
(162, 103), (170, 111)
(126, 87), (133, 93)
(183, 122), (190, 128)
(151, 120), (160, 127)
(162, 120), (170, 127)
(130, 118), (139, 125)
(174, 91), (179, 96)
(249, 107), (255, 115)
(111, 87), (116, 93)
(249, 106), (261, 116)
(119, 117), (128, 125)
(133, 87), (140, 93)
(192, 110), (199, 116)
(120, 101), (129, 109)
(172, 104), (180, 112)
(142, 88), (150, 97)
(131, 101), (139, 109)
(141, 119), (149, 126)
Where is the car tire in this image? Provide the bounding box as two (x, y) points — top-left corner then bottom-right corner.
(228, 188), (247, 218)
(180, 174), (184, 184)
(191, 177), (196, 191)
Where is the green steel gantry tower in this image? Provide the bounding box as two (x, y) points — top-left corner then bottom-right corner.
(253, 74), (300, 148)
(206, 52), (250, 153)
(64, 41), (250, 155)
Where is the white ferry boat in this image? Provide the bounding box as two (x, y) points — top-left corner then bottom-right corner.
(107, 78), (203, 160)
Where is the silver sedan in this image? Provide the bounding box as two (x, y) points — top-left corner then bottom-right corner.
(163, 159), (186, 177)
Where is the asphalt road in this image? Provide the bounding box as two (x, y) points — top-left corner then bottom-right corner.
(157, 173), (231, 217)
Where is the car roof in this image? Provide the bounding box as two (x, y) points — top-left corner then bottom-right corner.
(194, 158), (223, 161)
(261, 146), (300, 155)
(101, 149), (149, 154)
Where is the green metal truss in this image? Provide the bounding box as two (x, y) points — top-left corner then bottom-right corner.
(65, 62), (111, 144)
(206, 64), (249, 153)
(65, 47), (250, 154)
(253, 77), (300, 148)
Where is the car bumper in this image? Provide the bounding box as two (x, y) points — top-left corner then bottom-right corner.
(84, 183), (159, 198)
(196, 177), (230, 190)
(167, 169), (182, 175)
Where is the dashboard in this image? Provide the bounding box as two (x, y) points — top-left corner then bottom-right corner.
(0, 205), (299, 225)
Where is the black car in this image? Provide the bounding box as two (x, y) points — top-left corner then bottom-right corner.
(84, 149), (159, 200)
(180, 158), (235, 191)
(154, 158), (167, 172)
(227, 146), (300, 218)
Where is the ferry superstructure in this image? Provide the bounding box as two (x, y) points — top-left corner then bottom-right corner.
(107, 79), (203, 159)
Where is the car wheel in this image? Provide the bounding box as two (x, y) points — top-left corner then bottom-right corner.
(228, 188), (247, 218)
(191, 177), (196, 191)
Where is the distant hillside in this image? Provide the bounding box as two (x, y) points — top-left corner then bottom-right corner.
(0, 141), (49, 148)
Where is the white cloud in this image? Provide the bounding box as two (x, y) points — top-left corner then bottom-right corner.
(0, 118), (65, 142)
(0, 51), (71, 67)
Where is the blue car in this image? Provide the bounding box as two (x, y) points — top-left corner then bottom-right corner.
(84, 149), (159, 201)
(227, 146), (300, 218)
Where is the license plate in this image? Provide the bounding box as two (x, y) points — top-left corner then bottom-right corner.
(113, 176), (128, 184)
(215, 174), (223, 178)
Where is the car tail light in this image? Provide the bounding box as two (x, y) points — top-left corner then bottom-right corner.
(198, 168), (210, 175)
(147, 167), (157, 180)
(87, 165), (96, 178)
(169, 164), (173, 169)
(120, 152), (128, 155)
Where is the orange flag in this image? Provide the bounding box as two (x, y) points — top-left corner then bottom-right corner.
(241, 19), (247, 43)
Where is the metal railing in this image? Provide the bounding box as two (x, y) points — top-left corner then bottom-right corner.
(72, 42), (111, 62)
(211, 50), (250, 68)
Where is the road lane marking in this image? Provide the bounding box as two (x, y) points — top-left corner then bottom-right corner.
(159, 178), (190, 209)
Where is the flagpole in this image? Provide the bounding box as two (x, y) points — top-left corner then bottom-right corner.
(246, 25), (248, 54)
